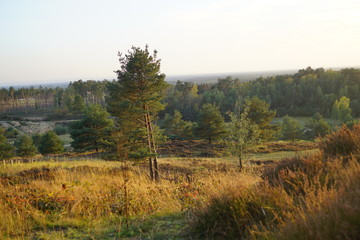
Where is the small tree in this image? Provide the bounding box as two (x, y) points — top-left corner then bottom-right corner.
(0, 128), (14, 161)
(162, 110), (193, 140)
(32, 133), (42, 149)
(226, 107), (260, 169)
(304, 113), (331, 139)
(245, 97), (278, 141)
(281, 115), (303, 142)
(70, 104), (114, 152)
(14, 134), (38, 157)
(331, 96), (352, 122)
(39, 131), (64, 154)
(195, 103), (226, 144)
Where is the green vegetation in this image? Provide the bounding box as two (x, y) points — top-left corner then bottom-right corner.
(226, 102), (260, 169)
(195, 103), (226, 144)
(70, 104), (113, 152)
(281, 115), (303, 142)
(14, 134), (38, 157)
(0, 125), (359, 239)
(39, 131), (64, 154)
(0, 128), (14, 160)
(107, 46), (168, 181)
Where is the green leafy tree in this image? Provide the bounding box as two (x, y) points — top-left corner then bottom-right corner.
(245, 97), (278, 141)
(281, 115), (303, 142)
(226, 107), (260, 169)
(39, 131), (64, 154)
(331, 96), (352, 122)
(106, 46), (168, 181)
(0, 128), (14, 161)
(14, 134), (38, 157)
(304, 113), (331, 139)
(195, 103), (226, 144)
(162, 110), (193, 140)
(70, 104), (114, 152)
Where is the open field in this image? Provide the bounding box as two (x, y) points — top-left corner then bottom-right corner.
(0, 157), (258, 239)
(1, 150), (360, 239)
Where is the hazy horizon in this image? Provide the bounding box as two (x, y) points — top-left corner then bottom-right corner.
(3, 66), (358, 89)
(1, 0), (359, 86)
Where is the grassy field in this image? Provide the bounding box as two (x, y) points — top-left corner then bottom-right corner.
(1, 125), (359, 239)
(1, 153), (360, 239)
(0, 157), (258, 239)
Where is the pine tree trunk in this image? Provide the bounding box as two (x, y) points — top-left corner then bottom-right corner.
(147, 113), (159, 181)
(238, 147), (243, 170)
(144, 110), (155, 180)
(144, 106), (160, 181)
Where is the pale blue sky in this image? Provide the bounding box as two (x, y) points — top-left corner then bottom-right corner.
(0, 0), (359, 85)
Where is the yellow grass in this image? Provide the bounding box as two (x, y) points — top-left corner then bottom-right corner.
(0, 158), (259, 239)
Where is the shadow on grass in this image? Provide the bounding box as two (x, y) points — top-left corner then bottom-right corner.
(29, 213), (190, 240)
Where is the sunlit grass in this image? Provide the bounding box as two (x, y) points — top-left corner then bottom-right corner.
(0, 157), (259, 239)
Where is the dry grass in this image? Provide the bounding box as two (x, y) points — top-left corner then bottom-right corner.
(0, 158), (259, 239)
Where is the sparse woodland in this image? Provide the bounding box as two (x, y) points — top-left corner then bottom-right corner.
(0, 47), (360, 239)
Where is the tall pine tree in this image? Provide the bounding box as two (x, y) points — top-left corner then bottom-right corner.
(107, 46), (168, 181)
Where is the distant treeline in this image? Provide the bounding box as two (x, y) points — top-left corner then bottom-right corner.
(0, 80), (109, 114)
(162, 67), (360, 120)
(1, 67), (360, 119)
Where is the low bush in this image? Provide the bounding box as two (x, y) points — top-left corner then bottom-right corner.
(189, 184), (294, 239)
(319, 123), (360, 158)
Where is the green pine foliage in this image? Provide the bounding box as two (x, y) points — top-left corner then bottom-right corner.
(39, 131), (64, 154)
(14, 134), (38, 157)
(106, 46), (168, 180)
(244, 96), (278, 141)
(195, 103), (226, 144)
(161, 110), (194, 140)
(70, 104), (114, 152)
(0, 128), (15, 160)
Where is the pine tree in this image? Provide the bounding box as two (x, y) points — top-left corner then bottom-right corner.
(0, 128), (14, 161)
(106, 46), (168, 181)
(39, 131), (64, 154)
(244, 97), (278, 141)
(70, 104), (113, 152)
(281, 115), (303, 142)
(14, 134), (38, 157)
(162, 110), (193, 140)
(195, 103), (226, 144)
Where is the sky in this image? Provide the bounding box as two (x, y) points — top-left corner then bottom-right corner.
(0, 0), (359, 86)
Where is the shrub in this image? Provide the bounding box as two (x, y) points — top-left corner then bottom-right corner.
(260, 159), (360, 240)
(190, 184), (294, 239)
(319, 124), (360, 158)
